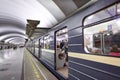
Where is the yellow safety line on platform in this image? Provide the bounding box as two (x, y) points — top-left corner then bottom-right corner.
(26, 51), (41, 80)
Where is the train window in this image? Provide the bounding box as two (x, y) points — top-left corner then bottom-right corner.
(31, 40), (35, 53)
(35, 40), (39, 57)
(84, 17), (120, 56)
(43, 35), (52, 49)
(41, 37), (44, 48)
(84, 5), (116, 26)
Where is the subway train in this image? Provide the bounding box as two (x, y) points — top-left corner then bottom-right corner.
(26, 0), (120, 80)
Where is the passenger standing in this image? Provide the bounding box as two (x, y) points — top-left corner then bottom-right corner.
(64, 40), (68, 61)
(60, 40), (65, 51)
(64, 40), (68, 66)
(109, 44), (120, 56)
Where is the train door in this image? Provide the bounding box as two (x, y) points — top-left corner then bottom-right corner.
(38, 38), (42, 58)
(33, 41), (35, 54)
(93, 33), (103, 54)
(55, 27), (68, 78)
(35, 40), (39, 57)
(31, 40), (35, 54)
(93, 31), (112, 54)
(102, 31), (113, 54)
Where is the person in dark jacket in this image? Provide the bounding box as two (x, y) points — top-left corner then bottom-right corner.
(60, 40), (65, 51)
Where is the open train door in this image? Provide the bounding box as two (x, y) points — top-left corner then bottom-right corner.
(54, 27), (68, 78)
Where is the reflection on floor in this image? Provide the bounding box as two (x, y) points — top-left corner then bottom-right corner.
(0, 48), (24, 80)
(57, 65), (68, 78)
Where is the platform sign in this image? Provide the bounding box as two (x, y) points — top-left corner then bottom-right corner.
(108, 25), (112, 31)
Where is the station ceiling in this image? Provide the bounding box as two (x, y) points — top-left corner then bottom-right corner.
(0, 0), (97, 45)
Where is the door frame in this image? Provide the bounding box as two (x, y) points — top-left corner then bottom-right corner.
(54, 26), (67, 70)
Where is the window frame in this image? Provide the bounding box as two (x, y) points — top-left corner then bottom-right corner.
(82, 2), (120, 57)
(82, 2), (120, 27)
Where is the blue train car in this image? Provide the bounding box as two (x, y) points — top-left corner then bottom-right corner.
(26, 0), (120, 80)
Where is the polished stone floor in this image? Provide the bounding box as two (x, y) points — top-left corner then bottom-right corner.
(0, 48), (58, 80)
(0, 48), (24, 80)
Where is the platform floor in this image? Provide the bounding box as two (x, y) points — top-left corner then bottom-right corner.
(24, 49), (58, 80)
(0, 48), (24, 80)
(0, 48), (58, 80)
(57, 66), (68, 78)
